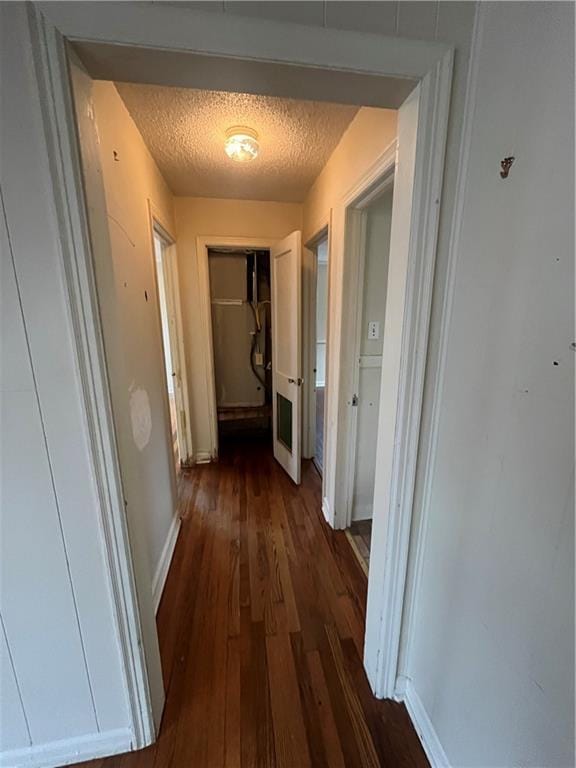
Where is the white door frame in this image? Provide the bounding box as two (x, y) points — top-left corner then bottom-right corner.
(338, 164), (396, 529)
(149, 204), (194, 467)
(26, 0), (455, 746)
(196, 235), (277, 461)
(302, 228), (329, 465)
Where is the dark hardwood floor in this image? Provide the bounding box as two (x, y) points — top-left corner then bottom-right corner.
(75, 437), (428, 768)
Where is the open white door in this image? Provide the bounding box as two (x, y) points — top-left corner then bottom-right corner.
(157, 237), (193, 466)
(271, 231), (302, 484)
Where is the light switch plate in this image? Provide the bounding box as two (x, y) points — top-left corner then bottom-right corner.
(368, 321), (380, 340)
(255, 352), (264, 366)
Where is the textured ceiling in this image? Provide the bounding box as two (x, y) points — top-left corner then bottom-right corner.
(115, 83), (359, 202)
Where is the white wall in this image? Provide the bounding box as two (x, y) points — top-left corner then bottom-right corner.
(84, 81), (179, 592)
(174, 197), (302, 458)
(0, 6), (130, 761)
(406, 4), (574, 766)
(352, 187), (393, 521)
(315, 258), (328, 387)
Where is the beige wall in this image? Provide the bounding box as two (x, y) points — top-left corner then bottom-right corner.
(303, 107), (398, 243)
(174, 197), (302, 457)
(90, 81), (178, 589)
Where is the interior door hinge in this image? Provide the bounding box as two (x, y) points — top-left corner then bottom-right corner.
(351, 394), (358, 406)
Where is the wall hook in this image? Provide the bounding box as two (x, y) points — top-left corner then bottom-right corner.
(500, 156), (515, 178)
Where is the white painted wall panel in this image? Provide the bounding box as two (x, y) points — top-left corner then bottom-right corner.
(1, 388), (97, 743)
(396, 1), (438, 41)
(225, 1), (325, 27)
(1, 208), (96, 743)
(0, 621), (30, 751)
(408, 4), (575, 766)
(1, 4), (131, 757)
(325, 2), (397, 36)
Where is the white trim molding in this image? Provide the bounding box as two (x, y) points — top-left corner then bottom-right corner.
(363, 49), (455, 700)
(148, 201), (195, 467)
(152, 515), (181, 615)
(395, 4), (485, 700)
(324, 139), (397, 533)
(404, 682), (450, 768)
(321, 496), (331, 524)
(26, 4), (156, 749)
(193, 450), (213, 465)
(0, 728), (133, 768)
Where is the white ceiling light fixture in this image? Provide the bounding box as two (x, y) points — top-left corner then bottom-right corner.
(224, 126), (259, 163)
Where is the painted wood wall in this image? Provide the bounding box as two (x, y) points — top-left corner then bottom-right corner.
(0, 6), (131, 762)
(405, 3), (574, 766)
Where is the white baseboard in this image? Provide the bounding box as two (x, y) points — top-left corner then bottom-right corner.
(0, 727), (132, 768)
(194, 450), (212, 464)
(404, 681), (450, 768)
(152, 514), (181, 614)
(321, 496), (331, 523)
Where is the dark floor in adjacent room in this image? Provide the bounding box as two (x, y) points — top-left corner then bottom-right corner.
(349, 519), (373, 573)
(73, 438), (428, 768)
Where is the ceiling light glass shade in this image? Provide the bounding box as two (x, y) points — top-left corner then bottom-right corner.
(225, 126), (259, 162)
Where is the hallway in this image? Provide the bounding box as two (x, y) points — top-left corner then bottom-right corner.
(78, 439), (428, 768)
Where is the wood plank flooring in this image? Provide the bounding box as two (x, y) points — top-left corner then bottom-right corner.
(349, 520), (373, 571)
(73, 437), (428, 768)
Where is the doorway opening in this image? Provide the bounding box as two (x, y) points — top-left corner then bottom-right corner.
(343, 182), (394, 575)
(48, 6), (455, 745)
(152, 222), (193, 471)
(208, 247), (272, 447)
(153, 228), (179, 471)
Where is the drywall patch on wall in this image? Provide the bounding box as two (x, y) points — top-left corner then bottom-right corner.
(129, 386), (152, 451)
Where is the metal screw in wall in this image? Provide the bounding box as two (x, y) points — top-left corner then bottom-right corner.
(500, 156), (515, 178)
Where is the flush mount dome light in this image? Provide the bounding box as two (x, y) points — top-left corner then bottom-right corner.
(224, 126), (259, 163)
